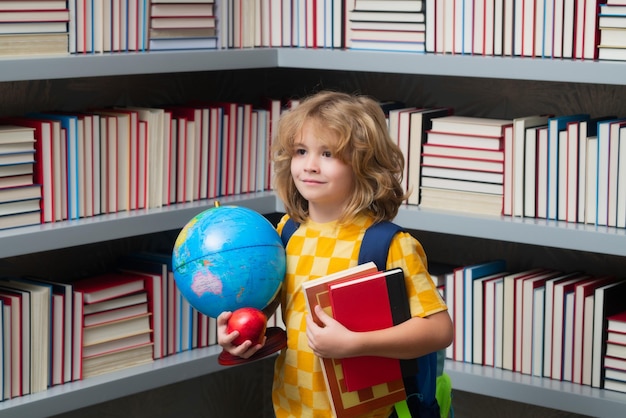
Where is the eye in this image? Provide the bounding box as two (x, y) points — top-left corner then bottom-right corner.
(293, 147), (306, 156)
(322, 150), (332, 158)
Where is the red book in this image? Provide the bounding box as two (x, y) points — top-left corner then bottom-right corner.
(72, 272), (146, 304)
(0, 291), (22, 397)
(301, 262), (407, 418)
(328, 268), (405, 392)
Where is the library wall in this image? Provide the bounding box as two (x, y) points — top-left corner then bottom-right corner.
(2, 67), (622, 416)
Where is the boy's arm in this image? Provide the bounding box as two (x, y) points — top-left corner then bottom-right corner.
(306, 305), (452, 360)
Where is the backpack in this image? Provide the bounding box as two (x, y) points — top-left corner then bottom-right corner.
(280, 218), (453, 418)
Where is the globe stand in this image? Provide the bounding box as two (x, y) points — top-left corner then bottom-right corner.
(218, 327), (287, 366)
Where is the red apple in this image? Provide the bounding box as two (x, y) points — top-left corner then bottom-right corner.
(227, 307), (267, 346)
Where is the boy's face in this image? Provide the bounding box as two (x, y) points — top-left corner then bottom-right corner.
(291, 120), (355, 222)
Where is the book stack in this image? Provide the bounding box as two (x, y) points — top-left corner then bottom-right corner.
(0, 2), (69, 56)
(597, 3), (626, 61)
(149, 0), (217, 51)
(122, 252), (219, 357)
(302, 262), (412, 417)
(72, 273), (154, 380)
(604, 311), (626, 393)
(346, 0), (426, 52)
(419, 115), (512, 216)
(0, 125), (42, 230)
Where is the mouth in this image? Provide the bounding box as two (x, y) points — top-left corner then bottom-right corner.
(300, 178), (324, 185)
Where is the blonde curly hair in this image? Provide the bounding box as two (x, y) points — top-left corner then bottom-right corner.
(271, 90), (409, 225)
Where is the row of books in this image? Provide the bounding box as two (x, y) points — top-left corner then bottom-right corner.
(440, 259), (626, 391)
(0, 250), (285, 402)
(390, 109), (626, 229)
(1, 98), (624, 231)
(0, 98), (284, 227)
(423, 0), (625, 60)
(2, 0), (625, 62)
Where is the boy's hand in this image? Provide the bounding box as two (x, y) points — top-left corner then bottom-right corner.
(217, 311), (266, 359)
(305, 305), (355, 359)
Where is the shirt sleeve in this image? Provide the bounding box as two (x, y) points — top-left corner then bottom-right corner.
(386, 231), (448, 318)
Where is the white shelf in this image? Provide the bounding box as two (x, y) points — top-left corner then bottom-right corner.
(2, 192), (624, 259)
(394, 205), (626, 257)
(0, 192), (277, 258)
(446, 360), (626, 418)
(1, 49), (624, 85)
(0, 345), (224, 418)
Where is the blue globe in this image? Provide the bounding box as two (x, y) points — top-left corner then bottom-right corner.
(172, 205), (286, 319)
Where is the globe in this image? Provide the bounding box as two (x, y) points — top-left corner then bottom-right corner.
(172, 204), (286, 319)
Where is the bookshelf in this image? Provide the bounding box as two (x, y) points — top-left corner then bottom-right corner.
(0, 48), (624, 417)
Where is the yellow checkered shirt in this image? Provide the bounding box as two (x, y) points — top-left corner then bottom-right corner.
(271, 214), (448, 418)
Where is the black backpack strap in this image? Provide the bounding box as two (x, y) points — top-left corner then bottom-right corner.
(280, 218), (299, 247)
(358, 221), (404, 269)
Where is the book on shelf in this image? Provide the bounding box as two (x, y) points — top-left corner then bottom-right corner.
(83, 300), (149, 327)
(0, 32), (69, 56)
(150, 2), (215, 17)
(456, 259), (506, 363)
(0, 9), (70, 23)
(573, 276), (615, 385)
(425, 130), (504, 150)
(0, 290), (21, 398)
(28, 112), (80, 220)
(518, 270), (562, 375)
(421, 154), (504, 172)
(119, 256), (168, 359)
(418, 187), (503, 216)
(508, 114), (552, 217)
(20, 276), (73, 386)
(405, 107), (454, 205)
(596, 118), (626, 227)
(82, 312), (152, 347)
(72, 272), (148, 381)
(482, 272), (505, 368)
(540, 272), (585, 378)
(608, 311), (626, 334)
(81, 342), (154, 379)
(420, 176), (503, 195)
(0, 184), (41, 203)
(0, 277), (51, 394)
(421, 166), (503, 184)
(545, 114), (590, 221)
(500, 268), (546, 371)
(592, 279), (626, 388)
(72, 273), (146, 305)
(606, 341), (626, 360)
(421, 143), (504, 160)
(429, 115), (513, 138)
(472, 270), (508, 366)
(83, 291), (148, 316)
(0, 198), (41, 216)
(349, 10), (425, 23)
(301, 262), (409, 417)
(354, 0), (425, 12)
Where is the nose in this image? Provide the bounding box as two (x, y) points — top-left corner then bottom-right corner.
(304, 154), (320, 172)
